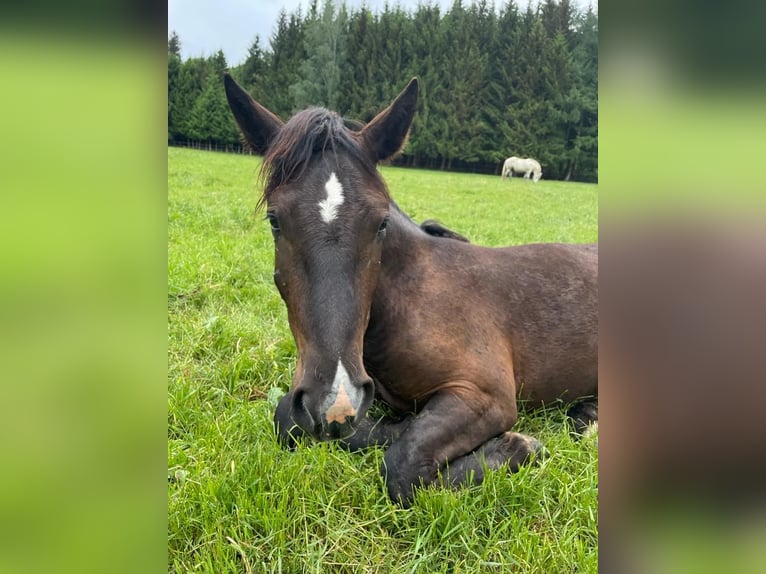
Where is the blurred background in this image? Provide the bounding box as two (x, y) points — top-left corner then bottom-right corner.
(600, 1), (766, 573)
(0, 2), (166, 573)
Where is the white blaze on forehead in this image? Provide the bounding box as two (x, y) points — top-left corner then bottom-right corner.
(318, 172), (344, 224)
(323, 359), (361, 424)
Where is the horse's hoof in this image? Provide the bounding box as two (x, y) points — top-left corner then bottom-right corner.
(530, 439), (549, 462)
(501, 432), (547, 471)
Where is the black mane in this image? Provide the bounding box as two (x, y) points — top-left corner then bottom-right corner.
(259, 108), (378, 208)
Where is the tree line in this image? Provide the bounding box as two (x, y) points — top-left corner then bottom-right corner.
(168, 0), (597, 182)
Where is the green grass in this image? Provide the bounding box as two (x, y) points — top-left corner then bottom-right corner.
(168, 147), (598, 573)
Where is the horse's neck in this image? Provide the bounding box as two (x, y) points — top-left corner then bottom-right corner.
(364, 205), (425, 375)
(383, 205), (425, 265)
(371, 205), (427, 313)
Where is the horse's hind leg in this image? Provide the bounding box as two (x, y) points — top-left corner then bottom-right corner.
(443, 401), (598, 487)
(567, 398), (598, 438)
(442, 431), (547, 488)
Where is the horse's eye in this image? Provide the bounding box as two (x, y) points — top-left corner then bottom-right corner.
(266, 212), (280, 234)
(377, 217), (389, 236)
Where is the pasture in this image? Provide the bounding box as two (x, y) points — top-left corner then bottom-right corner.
(168, 146), (598, 573)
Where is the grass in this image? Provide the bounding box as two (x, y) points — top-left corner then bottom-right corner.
(168, 147), (598, 573)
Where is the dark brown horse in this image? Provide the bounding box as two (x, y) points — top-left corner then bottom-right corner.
(224, 74), (598, 506)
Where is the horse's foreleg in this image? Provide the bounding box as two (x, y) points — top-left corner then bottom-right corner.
(381, 390), (515, 506)
(339, 414), (412, 452)
(275, 391), (412, 451)
(274, 391), (307, 450)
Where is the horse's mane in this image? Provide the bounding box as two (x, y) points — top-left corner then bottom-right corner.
(258, 108), (379, 210)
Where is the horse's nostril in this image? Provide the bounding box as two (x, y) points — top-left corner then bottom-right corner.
(325, 418), (354, 440)
(293, 388), (305, 410)
(292, 388), (314, 428)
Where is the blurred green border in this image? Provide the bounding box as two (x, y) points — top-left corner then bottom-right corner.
(0, 33), (166, 574)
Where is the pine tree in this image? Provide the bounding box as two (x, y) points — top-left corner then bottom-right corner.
(482, 1), (522, 168)
(437, 1), (490, 167)
(189, 51), (239, 145)
(338, 7), (379, 120)
(168, 30), (181, 57)
(172, 57), (208, 142)
(267, 10), (307, 117)
(405, 3), (445, 168)
(168, 51), (182, 142)
(567, 6), (598, 181)
(541, 0), (575, 46)
(290, 0), (348, 110)
(239, 36), (269, 103)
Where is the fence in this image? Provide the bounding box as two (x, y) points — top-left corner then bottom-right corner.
(169, 140), (251, 154)
(168, 141), (596, 182)
(169, 140), (507, 175)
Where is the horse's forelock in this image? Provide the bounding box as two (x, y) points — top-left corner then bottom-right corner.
(257, 108), (379, 210)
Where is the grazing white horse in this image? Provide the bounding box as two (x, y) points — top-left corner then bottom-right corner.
(502, 156), (542, 182)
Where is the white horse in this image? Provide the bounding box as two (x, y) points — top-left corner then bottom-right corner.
(502, 156), (542, 182)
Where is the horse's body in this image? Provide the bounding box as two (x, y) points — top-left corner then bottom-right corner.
(225, 75), (597, 506)
(502, 156), (542, 182)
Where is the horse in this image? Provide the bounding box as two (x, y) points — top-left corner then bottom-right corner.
(224, 74), (598, 507)
(502, 156), (543, 182)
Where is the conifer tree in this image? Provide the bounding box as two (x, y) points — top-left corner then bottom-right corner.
(405, 3), (445, 168)
(172, 57), (208, 141)
(189, 51), (239, 145)
(168, 51), (182, 142)
(267, 10), (307, 117)
(168, 30), (181, 57)
(338, 7), (379, 120)
(290, 0), (348, 110)
(239, 35), (269, 103)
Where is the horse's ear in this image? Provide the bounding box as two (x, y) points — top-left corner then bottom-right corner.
(224, 73), (283, 155)
(360, 77), (419, 162)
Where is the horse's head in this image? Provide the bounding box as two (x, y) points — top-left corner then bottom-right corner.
(225, 74), (418, 441)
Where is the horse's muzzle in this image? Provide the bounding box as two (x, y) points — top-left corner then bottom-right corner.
(278, 378), (373, 443)
(323, 417), (357, 440)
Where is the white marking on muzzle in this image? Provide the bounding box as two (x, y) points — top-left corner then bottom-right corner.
(322, 359), (361, 424)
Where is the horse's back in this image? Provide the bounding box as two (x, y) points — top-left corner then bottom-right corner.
(502, 157), (517, 172)
(456, 241), (597, 404)
(496, 242), (597, 403)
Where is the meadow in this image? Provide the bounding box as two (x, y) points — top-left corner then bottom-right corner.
(168, 147), (598, 573)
